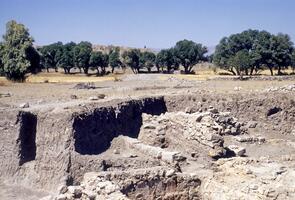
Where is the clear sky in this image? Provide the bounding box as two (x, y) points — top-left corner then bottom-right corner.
(0, 0), (294, 49)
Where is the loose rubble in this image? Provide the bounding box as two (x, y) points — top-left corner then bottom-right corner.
(265, 84), (295, 92)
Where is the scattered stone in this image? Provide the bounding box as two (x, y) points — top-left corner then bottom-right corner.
(89, 96), (99, 101)
(67, 186), (82, 198)
(236, 135), (265, 144)
(113, 149), (120, 154)
(0, 93), (11, 98)
(265, 84), (295, 92)
(208, 147), (226, 159)
(70, 95), (78, 99)
(73, 82), (95, 89)
(209, 108), (219, 114)
(156, 152), (162, 159)
(227, 145), (246, 156)
(128, 154), (138, 158)
(58, 185), (68, 194)
(37, 99), (45, 104)
(166, 169), (176, 177)
(247, 121), (258, 128)
(97, 94), (106, 99)
(56, 194), (67, 200)
(19, 102), (29, 108)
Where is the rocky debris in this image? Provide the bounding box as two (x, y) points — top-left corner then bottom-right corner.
(234, 86), (242, 91)
(73, 82), (96, 90)
(70, 95), (78, 99)
(97, 93), (106, 99)
(202, 157), (295, 200)
(113, 149), (120, 154)
(247, 121), (258, 128)
(88, 94), (106, 101)
(58, 185), (68, 194)
(265, 84), (295, 92)
(123, 136), (186, 163)
(19, 102), (30, 108)
(0, 93), (11, 98)
(139, 110), (247, 159)
(208, 147), (227, 159)
(236, 135), (266, 144)
(227, 145), (246, 156)
(55, 167), (201, 200)
(88, 96), (98, 101)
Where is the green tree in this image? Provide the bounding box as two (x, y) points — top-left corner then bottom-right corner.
(73, 41), (92, 74)
(57, 42), (76, 74)
(109, 48), (121, 73)
(39, 42), (63, 72)
(291, 50), (295, 73)
(156, 48), (178, 73)
(89, 51), (109, 75)
(214, 30), (294, 76)
(174, 39), (207, 74)
(1, 20), (35, 81)
(139, 51), (156, 73)
(26, 46), (41, 74)
(272, 33), (293, 75)
(122, 49), (141, 74)
(228, 50), (251, 78)
(0, 42), (4, 75)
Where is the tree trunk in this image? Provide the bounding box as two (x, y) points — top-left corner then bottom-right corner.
(229, 68), (236, 75)
(269, 67), (274, 76)
(277, 66), (282, 75)
(55, 67), (58, 72)
(245, 68), (248, 76)
(83, 67), (88, 75)
(250, 66), (254, 76)
(96, 67), (100, 75)
(188, 65), (194, 74)
(184, 65), (189, 74)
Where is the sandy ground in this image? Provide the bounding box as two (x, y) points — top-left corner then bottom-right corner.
(1, 73), (295, 109)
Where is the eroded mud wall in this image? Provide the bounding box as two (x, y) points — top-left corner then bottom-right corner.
(70, 97), (167, 183)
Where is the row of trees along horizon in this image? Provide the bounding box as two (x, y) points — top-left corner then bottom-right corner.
(0, 20), (295, 81)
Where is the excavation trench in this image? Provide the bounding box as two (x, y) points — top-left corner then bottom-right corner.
(72, 97), (167, 155)
(1, 93), (295, 200)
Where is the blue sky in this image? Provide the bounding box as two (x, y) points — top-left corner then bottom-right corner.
(0, 0), (294, 49)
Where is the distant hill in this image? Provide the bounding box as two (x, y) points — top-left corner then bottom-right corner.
(92, 44), (158, 54)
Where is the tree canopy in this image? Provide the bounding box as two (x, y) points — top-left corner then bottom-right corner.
(174, 39), (208, 74)
(139, 51), (156, 72)
(122, 49), (141, 74)
(213, 29), (294, 76)
(73, 41), (92, 74)
(156, 48), (178, 73)
(1, 20), (36, 81)
(89, 51), (109, 75)
(57, 42), (76, 74)
(109, 48), (121, 73)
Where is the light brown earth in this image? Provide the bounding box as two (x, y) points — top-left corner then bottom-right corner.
(0, 73), (295, 200)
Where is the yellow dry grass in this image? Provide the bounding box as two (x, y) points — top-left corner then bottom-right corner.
(0, 66), (294, 84)
(25, 73), (116, 83)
